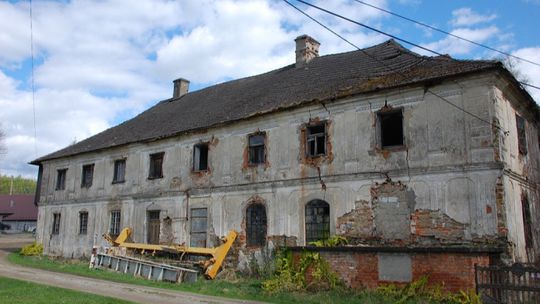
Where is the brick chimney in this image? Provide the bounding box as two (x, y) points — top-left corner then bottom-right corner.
(173, 78), (190, 98)
(295, 35), (320, 68)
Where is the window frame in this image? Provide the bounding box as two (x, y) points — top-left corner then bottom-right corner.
(246, 203), (267, 247)
(305, 122), (327, 158)
(377, 108), (404, 149)
(248, 132), (266, 166)
(112, 158), (126, 184)
(52, 213), (61, 235)
(109, 210), (121, 236)
(148, 152), (164, 179)
(190, 208), (208, 247)
(516, 114), (527, 155)
(305, 199), (330, 243)
(81, 164), (94, 188)
(79, 211), (88, 235)
(55, 169), (67, 191)
(193, 143), (209, 172)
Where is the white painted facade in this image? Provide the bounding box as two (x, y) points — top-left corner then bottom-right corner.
(34, 72), (539, 264)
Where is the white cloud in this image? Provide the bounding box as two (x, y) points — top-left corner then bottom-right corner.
(413, 26), (499, 56)
(511, 47), (540, 103)
(0, 0), (392, 178)
(451, 8), (496, 27)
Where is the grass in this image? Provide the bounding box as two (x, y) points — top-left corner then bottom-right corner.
(7, 253), (435, 304)
(0, 276), (133, 304)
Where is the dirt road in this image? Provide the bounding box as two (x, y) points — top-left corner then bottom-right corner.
(0, 233), (262, 304)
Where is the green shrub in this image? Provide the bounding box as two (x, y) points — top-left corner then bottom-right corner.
(376, 276), (482, 304)
(20, 242), (43, 256)
(262, 249), (342, 293)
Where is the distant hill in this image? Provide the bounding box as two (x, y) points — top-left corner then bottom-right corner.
(0, 175), (37, 195)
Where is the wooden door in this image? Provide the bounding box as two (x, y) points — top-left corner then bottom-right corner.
(147, 211), (160, 244)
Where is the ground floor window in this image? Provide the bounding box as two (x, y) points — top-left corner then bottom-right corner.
(305, 199), (330, 243)
(52, 213), (61, 235)
(246, 204), (267, 246)
(109, 210), (121, 236)
(79, 211), (88, 235)
(190, 208), (207, 247)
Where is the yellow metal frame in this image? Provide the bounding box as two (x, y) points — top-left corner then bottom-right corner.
(104, 227), (237, 279)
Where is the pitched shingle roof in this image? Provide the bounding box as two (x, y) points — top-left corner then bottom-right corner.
(33, 40), (512, 163)
(0, 195), (37, 221)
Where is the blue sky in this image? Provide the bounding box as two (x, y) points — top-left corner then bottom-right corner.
(0, 0), (539, 178)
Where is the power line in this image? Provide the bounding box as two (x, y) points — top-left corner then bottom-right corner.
(353, 0), (540, 68)
(294, 0), (443, 57)
(284, 0), (510, 134)
(29, 0), (37, 158)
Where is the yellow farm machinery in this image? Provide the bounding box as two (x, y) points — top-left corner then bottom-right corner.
(90, 227), (237, 283)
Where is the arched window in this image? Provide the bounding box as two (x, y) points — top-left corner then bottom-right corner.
(305, 199), (330, 243)
(246, 204), (267, 246)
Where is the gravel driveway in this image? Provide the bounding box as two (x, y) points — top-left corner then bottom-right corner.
(0, 233), (262, 304)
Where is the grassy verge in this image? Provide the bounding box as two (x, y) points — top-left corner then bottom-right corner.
(0, 276), (133, 304)
(11, 252), (468, 303)
(7, 252), (401, 303)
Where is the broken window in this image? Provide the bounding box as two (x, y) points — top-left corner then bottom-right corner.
(56, 169), (67, 190)
(246, 204), (267, 246)
(81, 164), (94, 188)
(113, 159), (126, 183)
(190, 208), (207, 247)
(193, 143), (209, 172)
(305, 199), (330, 243)
(248, 133), (266, 165)
(516, 114), (527, 155)
(148, 152), (164, 179)
(52, 213), (61, 235)
(79, 211), (88, 235)
(378, 108), (404, 148)
(522, 196), (533, 248)
(109, 210), (121, 236)
(306, 123), (327, 157)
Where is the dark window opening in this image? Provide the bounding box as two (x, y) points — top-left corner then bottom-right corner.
(81, 164), (94, 188)
(109, 210), (121, 236)
(113, 159), (126, 183)
(79, 212), (88, 235)
(190, 208), (207, 247)
(522, 196), (533, 248)
(516, 114), (527, 155)
(148, 152), (164, 179)
(56, 169), (67, 190)
(193, 143), (209, 172)
(246, 204), (267, 246)
(248, 133), (266, 165)
(52, 213), (61, 235)
(379, 109), (404, 148)
(305, 199), (330, 243)
(306, 123), (326, 157)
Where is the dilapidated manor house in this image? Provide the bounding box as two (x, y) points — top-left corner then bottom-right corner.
(32, 35), (540, 288)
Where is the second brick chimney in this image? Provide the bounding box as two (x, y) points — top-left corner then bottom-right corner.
(295, 34), (320, 68)
(173, 78), (190, 98)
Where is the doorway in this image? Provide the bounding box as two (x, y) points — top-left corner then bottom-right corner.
(147, 210), (160, 244)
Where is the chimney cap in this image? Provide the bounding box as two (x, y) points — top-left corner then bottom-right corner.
(295, 34), (320, 45)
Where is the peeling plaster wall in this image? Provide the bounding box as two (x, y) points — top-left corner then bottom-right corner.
(35, 74), (521, 261)
(491, 75), (540, 263)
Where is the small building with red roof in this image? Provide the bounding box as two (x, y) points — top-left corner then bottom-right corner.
(0, 194), (37, 232)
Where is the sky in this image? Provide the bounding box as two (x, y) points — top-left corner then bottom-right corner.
(0, 0), (539, 179)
